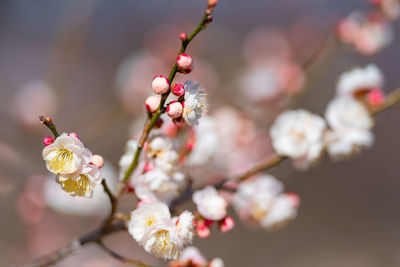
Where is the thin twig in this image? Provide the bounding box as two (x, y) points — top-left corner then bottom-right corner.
(39, 116), (60, 138)
(20, 221), (126, 267)
(97, 241), (151, 267)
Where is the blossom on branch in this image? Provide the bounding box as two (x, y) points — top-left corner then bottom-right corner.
(128, 202), (194, 260)
(324, 96), (374, 159)
(192, 186), (228, 221)
(182, 81), (207, 126)
(270, 109), (326, 169)
(336, 64), (384, 97)
(233, 175), (299, 230)
(42, 133), (92, 175)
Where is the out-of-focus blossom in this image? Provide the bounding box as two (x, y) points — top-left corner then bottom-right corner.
(233, 175), (299, 230)
(209, 258), (225, 267)
(12, 80), (57, 129)
(169, 246), (207, 267)
(260, 194), (298, 230)
(182, 81), (207, 126)
(115, 52), (168, 114)
(324, 96), (374, 159)
(372, 0), (400, 20)
(42, 133), (92, 175)
(128, 202), (194, 260)
(239, 61), (304, 103)
(145, 95), (161, 113)
(45, 163), (117, 216)
(56, 163), (102, 198)
(189, 116), (219, 166)
(118, 140), (138, 180)
(336, 64), (384, 96)
(337, 11), (393, 55)
(192, 186), (227, 221)
(270, 109), (326, 169)
(134, 168), (185, 203)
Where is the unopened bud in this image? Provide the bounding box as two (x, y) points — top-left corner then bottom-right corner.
(208, 0), (218, 8)
(367, 89), (385, 107)
(179, 33), (187, 41)
(145, 95), (161, 113)
(177, 53), (193, 72)
(219, 216), (235, 233)
(43, 136), (55, 146)
(196, 224), (211, 239)
(171, 83), (185, 97)
(167, 101), (183, 119)
(151, 75), (170, 94)
(91, 154), (104, 169)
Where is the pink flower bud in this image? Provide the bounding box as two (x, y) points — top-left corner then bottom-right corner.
(286, 192), (300, 208)
(167, 101), (183, 119)
(68, 132), (79, 139)
(208, 0), (218, 7)
(196, 224), (211, 239)
(171, 83), (185, 97)
(179, 33), (187, 41)
(176, 53), (193, 71)
(143, 162), (153, 173)
(151, 75), (170, 94)
(145, 95), (161, 113)
(367, 89), (385, 107)
(43, 136), (55, 146)
(91, 154), (104, 169)
(219, 216), (235, 233)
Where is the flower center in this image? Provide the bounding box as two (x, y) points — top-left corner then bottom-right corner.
(151, 230), (175, 258)
(48, 149), (75, 173)
(61, 174), (90, 197)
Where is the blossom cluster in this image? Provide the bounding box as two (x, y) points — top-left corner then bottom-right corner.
(42, 133), (103, 198)
(128, 202), (194, 260)
(337, 0), (400, 55)
(270, 64), (383, 168)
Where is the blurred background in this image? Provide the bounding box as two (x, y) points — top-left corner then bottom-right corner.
(1, 0), (400, 266)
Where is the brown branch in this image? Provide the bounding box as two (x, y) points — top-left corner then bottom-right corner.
(97, 241), (151, 267)
(20, 221), (126, 267)
(39, 116), (60, 138)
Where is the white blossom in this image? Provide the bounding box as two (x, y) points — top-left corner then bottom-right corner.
(129, 202), (194, 260)
(55, 163), (102, 198)
(270, 109), (326, 169)
(128, 202), (171, 243)
(42, 133), (92, 175)
(337, 64), (383, 96)
(171, 246), (207, 266)
(260, 194), (298, 230)
(189, 116), (219, 166)
(233, 175), (298, 230)
(324, 96), (374, 158)
(192, 186), (227, 221)
(133, 168), (185, 204)
(45, 164), (117, 216)
(182, 81), (207, 126)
